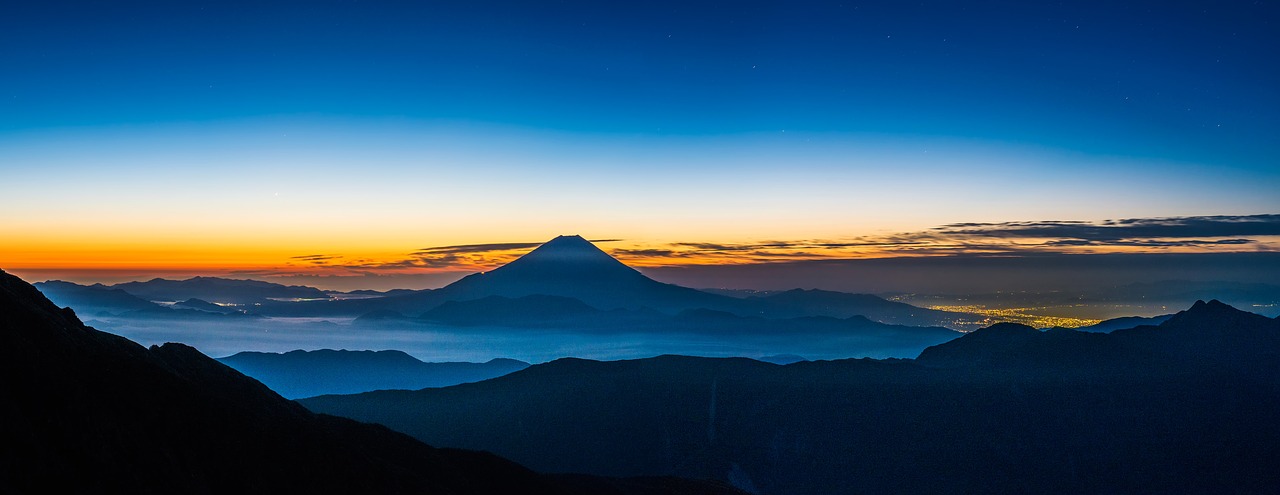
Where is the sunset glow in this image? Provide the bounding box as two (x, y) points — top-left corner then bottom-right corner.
(1, 2), (1277, 292)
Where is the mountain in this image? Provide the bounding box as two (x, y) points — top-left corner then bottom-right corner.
(1065, 314), (1172, 333)
(34, 280), (257, 320)
(1111, 299), (1280, 372)
(304, 301), (1280, 495)
(218, 349), (530, 399)
(913, 322), (1044, 368)
(254, 237), (976, 332)
(0, 269), (743, 495)
(917, 300), (1280, 374)
(34, 280), (164, 315)
(431, 235), (737, 313)
(913, 322), (1171, 373)
(111, 276), (330, 304)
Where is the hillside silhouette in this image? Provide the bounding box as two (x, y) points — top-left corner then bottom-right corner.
(0, 269), (745, 495)
(305, 300), (1280, 494)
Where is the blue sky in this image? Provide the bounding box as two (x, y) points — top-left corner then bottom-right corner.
(1, 0), (1278, 289)
(4, 1), (1276, 163)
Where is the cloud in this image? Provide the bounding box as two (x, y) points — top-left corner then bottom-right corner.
(650, 214), (1279, 263)
(413, 242), (544, 255)
(935, 214), (1280, 241)
(1043, 238), (1256, 247)
(289, 254), (341, 261)
(672, 241), (796, 251)
(238, 214), (1280, 281)
(611, 248), (679, 258)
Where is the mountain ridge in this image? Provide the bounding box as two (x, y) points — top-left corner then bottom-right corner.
(0, 268), (744, 495)
(303, 300), (1280, 494)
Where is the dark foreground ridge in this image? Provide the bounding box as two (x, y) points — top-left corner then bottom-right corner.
(0, 269), (744, 495)
(306, 300), (1280, 495)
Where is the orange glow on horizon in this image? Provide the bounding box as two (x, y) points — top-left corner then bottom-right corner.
(6, 234), (1277, 287)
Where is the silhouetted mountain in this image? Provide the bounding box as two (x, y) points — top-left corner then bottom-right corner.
(34, 280), (164, 314)
(254, 237), (976, 336)
(914, 322), (1171, 374)
(914, 322), (1042, 368)
(35, 281), (253, 320)
(1111, 299), (1280, 372)
(1057, 314), (1172, 333)
(434, 235), (735, 312)
(0, 269), (743, 495)
(112, 276), (330, 304)
(218, 349), (530, 399)
(306, 301), (1280, 495)
(916, 301), (1280, 375)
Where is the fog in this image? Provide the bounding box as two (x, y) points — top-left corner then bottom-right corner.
(83, 315), (937, 363)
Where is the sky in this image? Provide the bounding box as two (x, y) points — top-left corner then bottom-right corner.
(2, 1), (1278, 291)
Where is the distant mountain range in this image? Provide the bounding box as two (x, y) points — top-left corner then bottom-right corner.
(0, 268), (745, 494)
(218, 350), (529, 399)
(304, 300), (1280, 495)
(33, 280), (164, 314)
(34, 280), (265, 321)
(113, 276), (330, 303)
(34, 237), (987, 356)
(408, 236), (980, 328)
(36, 236), (978, 330)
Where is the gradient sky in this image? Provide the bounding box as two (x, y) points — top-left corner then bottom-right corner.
(2, 1), (1278, 289)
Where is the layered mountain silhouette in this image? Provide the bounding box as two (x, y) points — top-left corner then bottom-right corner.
(0, 269), (744, 494)
(38, 236), (985, 332)
(305, 300), (1280, 494)
(34, 280), (164, 315)
(219, 349), (530, 399)
(113, 276), (330, 304)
